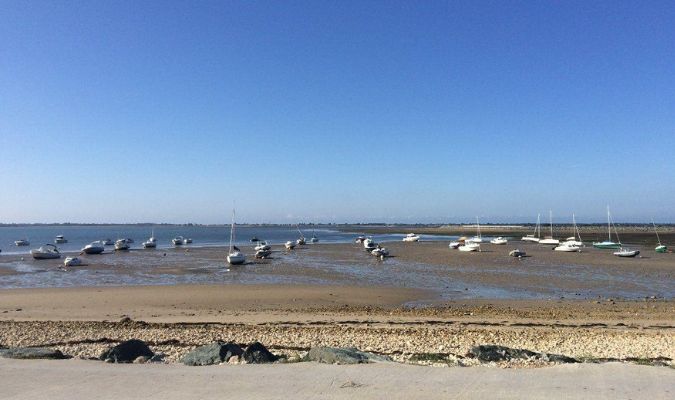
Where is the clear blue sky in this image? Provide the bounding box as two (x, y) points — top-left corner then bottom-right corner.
(1, 0), (674, 224)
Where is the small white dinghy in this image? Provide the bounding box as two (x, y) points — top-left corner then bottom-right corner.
(172, 236), (184, 246)
(15, 239), (30, 246)
(490, 237), (508, 245)
(363, 238), (377, 251)
(285, 241), (296, 250)
(613, 248), (640, 258)
(255, 241), (271, 251)
(458, 242), (480, 252)
(402, 233), (420, 242)
(554, 243), (581, 252)
(31, 244), (61, 260)
(255, 249), (272, 259)
(64, 257), (83, 267)
(371, 246), (389, 257)
(82, 241), (105, 254)
(509, 249), (526, 257)
(54, 235), (68, 244)
(115, 239), (130, 251)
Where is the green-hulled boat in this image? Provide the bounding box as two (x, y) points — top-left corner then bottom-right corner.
(592, 207), (621, 250)
(593, 241), (622, 249)
(652, 220), (667, 253)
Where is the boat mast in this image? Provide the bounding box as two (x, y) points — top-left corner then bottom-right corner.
(229, 208), (236, 253)
(609, 207), (621, 245)
(536, 213), (541, 239)
(549, 210), (553, 237)
(652, 219), (662, 245)
(476, 216), (481, 239)
(607, 206), (611, 242)
(573, 213), (581, 241)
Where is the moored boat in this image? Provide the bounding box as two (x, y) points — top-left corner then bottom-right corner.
(172, 236), (184, 246)
(593, 207), (621, 249)
(614, 248), (640, 258)
(538, 211), (559, 245)
(509, 249), (526, 257)
(14, 239), (30, 246)
(227, 209), (246, 265)
(466, 217), (483, 243)
(101, 239), (114, 246)
(54, 235), (68, 244)
(554, 243), (581, 252)
(285, 241), (296, 250)
(31, 244), (61, 259)
(490, 237), (508, 245)
(143, 230), (157, 248)
(371, 246), (389, 257)
(402, 233), (420, 242)
(115, 239), (130, 251)
(82, 241), (105, 254)
(652, 220), (667, 253)
(522, 214), (541, 242)
(64, 257), (83, 267)
(255, 241), (271, 251)
(255, 249), (272, 259)
(458, 242), (480, 252)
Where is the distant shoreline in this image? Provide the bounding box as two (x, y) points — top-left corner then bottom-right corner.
(2, 222), (674, 228)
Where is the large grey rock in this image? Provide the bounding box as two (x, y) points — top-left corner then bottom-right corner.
(182, 342), (243, 366)
(470, 345), (578, 363)
(99, 339), (154, 363)
(242, 342), (277, 364)
(305, 347), (391, 364)
(0, 347), (69, 360)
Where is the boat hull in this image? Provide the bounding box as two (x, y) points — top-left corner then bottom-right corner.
(614, 250), (640, 257)
(554, 245), (580, 252)
(31, 251), (61, 260)
(593, 242), (621, 249)
(655, 245), (667, 253)
(227, 253), (246, 265)
(83, 247), (104, 254)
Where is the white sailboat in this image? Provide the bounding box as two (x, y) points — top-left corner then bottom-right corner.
(522, 214), (541, 242)
(560, 213), (583, 247)
(593, 206), (622, 249)
(227, 209), (246, 265)
(143, 229), (157, 248)
(296, 225), (306, 245)
(466, 217), (483, 243)
(539, 211), (560, 245)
